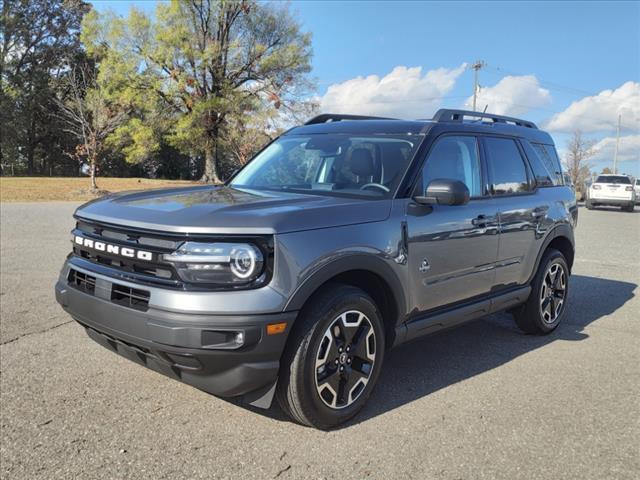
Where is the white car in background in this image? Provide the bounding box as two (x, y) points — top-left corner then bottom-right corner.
(586, 174), (636, 212)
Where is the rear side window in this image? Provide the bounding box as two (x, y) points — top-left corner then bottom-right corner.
(524, 142), (563, 186)
(484, 137), (531, 195)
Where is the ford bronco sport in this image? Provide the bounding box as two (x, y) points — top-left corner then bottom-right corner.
(55, 109), (577, 429)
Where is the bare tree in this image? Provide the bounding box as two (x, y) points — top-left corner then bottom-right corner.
(565, 130), (597, 196)
(55, 65), (127, 190)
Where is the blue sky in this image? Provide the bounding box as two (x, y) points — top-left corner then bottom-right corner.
(91, 1), (640, 175)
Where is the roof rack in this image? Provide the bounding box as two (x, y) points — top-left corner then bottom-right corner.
(432, 109), (538, 129)
(305, 113), (397, 125)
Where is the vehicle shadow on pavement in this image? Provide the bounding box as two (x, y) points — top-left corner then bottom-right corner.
(243, 274), (636, 427)
(349, 274), (636, 427)
(585, 206), (638, 214)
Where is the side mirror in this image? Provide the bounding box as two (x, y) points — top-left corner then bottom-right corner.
(414, 179), (470, 206)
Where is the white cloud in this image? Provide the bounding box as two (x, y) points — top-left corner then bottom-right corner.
(591, 134), (640, 166)
(319, 64), (467, 119)
(463, 75), (552, 116)
(545, 82), (640, 133)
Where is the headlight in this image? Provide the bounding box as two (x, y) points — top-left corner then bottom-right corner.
(163, 242), (264, 284)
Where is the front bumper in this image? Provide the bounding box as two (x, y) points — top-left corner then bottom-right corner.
(55, 264), (297, 405)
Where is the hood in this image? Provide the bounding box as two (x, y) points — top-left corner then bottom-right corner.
(75, 186), (391, 234)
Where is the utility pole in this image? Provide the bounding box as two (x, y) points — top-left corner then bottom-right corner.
(613, 114), (621, 174)
(471, 60), (485, 111)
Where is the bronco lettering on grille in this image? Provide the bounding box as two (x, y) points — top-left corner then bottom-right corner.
(74, 235), (153, 261)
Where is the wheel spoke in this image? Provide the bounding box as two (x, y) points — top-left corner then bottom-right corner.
(336, 375), (348, 406)
(350, 322), (370, 347)
(317, 363), (339, 385)
(350, 356), (373, 377)
(553, 269), (564, 289)
(351, 330), (370, 360)
(316, 367), (341, 408)
(545, 271), (553, 289)
(343, 369), (367, 405)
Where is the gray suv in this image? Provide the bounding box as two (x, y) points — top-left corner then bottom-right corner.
(55, 109), (577, 429)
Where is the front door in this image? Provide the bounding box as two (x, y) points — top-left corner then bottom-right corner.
(406, 135), (500, 313)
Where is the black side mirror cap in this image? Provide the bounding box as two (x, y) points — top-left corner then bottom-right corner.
(414, 179), (470, 206)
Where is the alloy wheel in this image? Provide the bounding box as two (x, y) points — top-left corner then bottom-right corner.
(314, 310), (376, 409)
(539, 262), (566, 324)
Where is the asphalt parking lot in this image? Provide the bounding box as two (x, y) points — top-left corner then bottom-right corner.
(1, 202), (639, 479)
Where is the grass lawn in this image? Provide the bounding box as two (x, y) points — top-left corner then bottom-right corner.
(0, 177), (200, 202)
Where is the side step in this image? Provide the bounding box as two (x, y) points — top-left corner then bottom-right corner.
(395, 286), (531, 346)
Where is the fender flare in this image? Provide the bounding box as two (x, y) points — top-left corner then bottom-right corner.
(284, 254), (407, 322)
(527, 223), (575, 284)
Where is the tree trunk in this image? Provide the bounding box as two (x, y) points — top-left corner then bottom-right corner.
(90, 156), (98, 190)
(200, 134), (222, 183)
(27, 114), (37, 175)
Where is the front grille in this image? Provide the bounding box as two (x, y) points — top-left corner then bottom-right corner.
(75, 248), (174, 280)
(110, 283), (150, 311)
(68, 270), (96, 294)
(72, 220), (182, 288)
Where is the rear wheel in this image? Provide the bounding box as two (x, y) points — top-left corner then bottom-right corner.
(277, 284), (385, 429)
(585, 199), (594, 210)
(623, 203), (635, 212)
(513, 248), (569, 335)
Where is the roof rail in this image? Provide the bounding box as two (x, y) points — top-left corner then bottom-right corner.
(304, 113), (397, 125)
(432, 109), (538, 129)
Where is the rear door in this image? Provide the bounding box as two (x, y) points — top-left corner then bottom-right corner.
(405, 134), (500, 312)
(482, 136), (547, 289)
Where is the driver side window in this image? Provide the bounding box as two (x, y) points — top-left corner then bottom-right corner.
(417, 136), (483, 197)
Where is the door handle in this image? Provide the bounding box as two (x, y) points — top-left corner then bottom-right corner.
(472, 215), (496, 227)
(532, 206), (549, 218)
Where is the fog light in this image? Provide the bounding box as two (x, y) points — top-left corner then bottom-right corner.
(235, 332), (244, 345)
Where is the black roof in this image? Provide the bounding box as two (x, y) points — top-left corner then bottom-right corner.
(285, 109), (554, 144)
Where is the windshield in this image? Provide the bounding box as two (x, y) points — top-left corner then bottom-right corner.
(231, 134), (422, 198)
(595, 175), (631, 184)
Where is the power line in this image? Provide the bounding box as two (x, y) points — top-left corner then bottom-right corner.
(484, 64), (635, 106)
(479, 97), (637, 132)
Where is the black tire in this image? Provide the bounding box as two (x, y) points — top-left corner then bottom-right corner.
(585, 200), (594, 210)
(276, 284), (385, 429)
(513, 248), (569, 335)
(624, 204), (635, 212)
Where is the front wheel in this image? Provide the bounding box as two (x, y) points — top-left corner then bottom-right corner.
(276, 284), (385, 429)
(513, 248), (569, 335)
